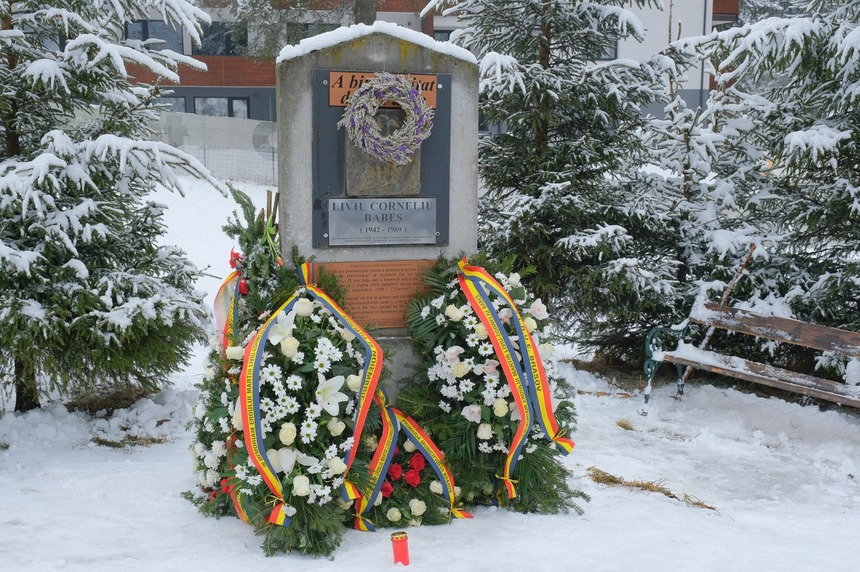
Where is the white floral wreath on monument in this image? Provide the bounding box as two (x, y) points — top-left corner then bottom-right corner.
(338, 72), (434, 166)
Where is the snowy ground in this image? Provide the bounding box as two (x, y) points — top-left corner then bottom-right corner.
(2, 180), (859, 571)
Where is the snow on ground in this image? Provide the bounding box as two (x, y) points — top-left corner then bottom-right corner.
(2, 179), (859, 571)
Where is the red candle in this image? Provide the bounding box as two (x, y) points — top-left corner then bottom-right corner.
(391, 531), (410, 566)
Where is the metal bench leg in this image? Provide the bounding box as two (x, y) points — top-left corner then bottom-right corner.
(676, 363), (685, 397)
(641, 359), (656, 416)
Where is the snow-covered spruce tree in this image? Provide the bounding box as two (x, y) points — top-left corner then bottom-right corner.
(707, 0), (860, 374)
(422, 0), (671, 356)
(575, 33), (785, 361)
(0, 1), (222, 412)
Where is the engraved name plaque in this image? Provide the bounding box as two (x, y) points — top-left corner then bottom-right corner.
(328, 198), (437, 246)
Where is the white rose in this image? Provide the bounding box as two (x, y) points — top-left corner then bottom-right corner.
(452, 361), (470, 378)
(278, 423), (297, 446)
(232, 406), (243, 430)
(403, 440), (417, 452)
(267, 448), (283, 473)
(339, 328), (356, 342)
(409, 518), (421, 527)
(346, 374), (363, 393)
(429, 480), (444, 495)
(444, 304), (464, 322)
(387, 507), (402, 522)
(477, 423), (493, 440)
(327, 418), (346, 437)
(529, 298), (549, 320)
(292, 475), (311, 497)
(498, 308), (512, 324)
(225, 345), (245, 361)
(523, 316), (538, 333)
(409, 498), (427, 516)
(493, 398), (509, 417)
(294, 298), (315, 316)
(539, 343), (555, 358)
(508, 272), (522, 287)
(326, 457), (348, 475)
(454, 486), (461, 497)
(279, 336), (300, 358)
(474, 324), (489, 340)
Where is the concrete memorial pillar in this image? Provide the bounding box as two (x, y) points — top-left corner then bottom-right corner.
(276, 22), (479, 380)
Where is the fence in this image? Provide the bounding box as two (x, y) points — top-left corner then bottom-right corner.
(150, 112), (279, 186)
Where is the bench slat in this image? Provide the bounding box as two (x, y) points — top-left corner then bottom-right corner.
(662, 349), (860, 408)
(691, 303), (860, 360)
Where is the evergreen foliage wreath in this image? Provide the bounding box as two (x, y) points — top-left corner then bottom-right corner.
(338, 72), (434, 165)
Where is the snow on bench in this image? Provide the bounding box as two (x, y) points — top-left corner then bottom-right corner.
(643, 303), (860, 410)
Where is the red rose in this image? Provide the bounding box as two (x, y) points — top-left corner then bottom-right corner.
(404, 468), (421, 488)
(238, 278), (249, 296)
(387, 462), (403, 481)
(220, 478), (231, 494)
(381, 481), (394, 498)
(409, 453), (426, 472)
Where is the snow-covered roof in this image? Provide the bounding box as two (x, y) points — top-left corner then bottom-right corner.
(276, 20), (477, 65)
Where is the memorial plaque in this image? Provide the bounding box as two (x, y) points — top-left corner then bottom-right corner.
(310, 259), (435, 329)
(311, 69), (452, 248)
(328, 198), (436, 246)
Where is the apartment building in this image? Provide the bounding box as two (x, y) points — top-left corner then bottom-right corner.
(132, 1), (739, 122)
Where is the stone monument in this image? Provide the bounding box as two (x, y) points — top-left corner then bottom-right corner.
(276, 21), (479, 378)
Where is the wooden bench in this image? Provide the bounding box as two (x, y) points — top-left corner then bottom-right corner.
(642, 302), (860, 409)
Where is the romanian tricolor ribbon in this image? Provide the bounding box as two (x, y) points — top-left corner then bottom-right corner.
(394, 410), (473, 520)
(353, 391), (472, 530)
(457, 259), (575, 498)
(239, 263), (384, 527)
(213, 270), (241, 354)
(352, 389), (399, 531)
(297, 262), (382, 493)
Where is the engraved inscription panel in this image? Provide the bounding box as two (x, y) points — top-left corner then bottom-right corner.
(311, 259), (435, 329)
(328, 198), (436, 246)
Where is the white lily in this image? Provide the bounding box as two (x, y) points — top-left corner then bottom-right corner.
(277, 448), (319, 474)
(315, 372), (349, 416)
(267, 309), (297, 346)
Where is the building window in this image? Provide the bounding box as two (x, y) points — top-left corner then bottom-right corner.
(125, 20), (184, 53)
(157, 97), (187, 113)
(193, 21), (247, 56)
(285, 22), (339, 45)
(434, 29), (455, 42)
(194, 97), (249, 119)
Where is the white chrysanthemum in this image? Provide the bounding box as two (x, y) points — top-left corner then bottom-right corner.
(300, 419), (318, 443)
(313, 356), (332, 373)
(307, 402), (323, 418)
(283, 396), (300, 414)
